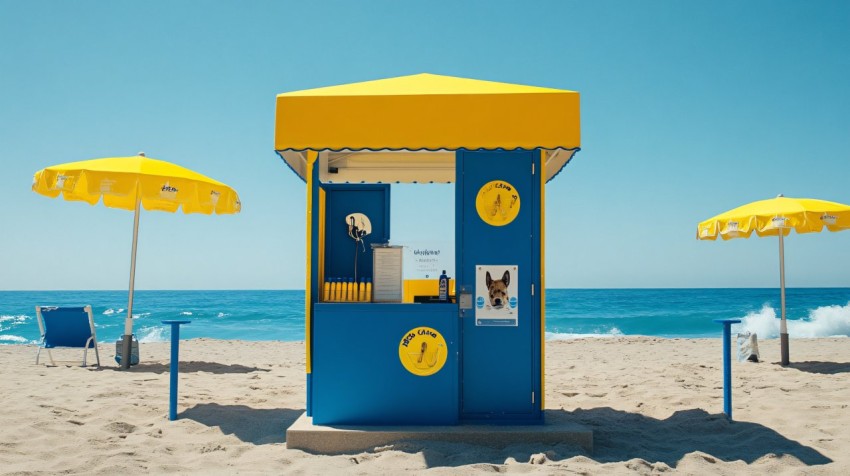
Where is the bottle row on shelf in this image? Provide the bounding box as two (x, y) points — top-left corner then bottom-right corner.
(323, 277), (372, 302)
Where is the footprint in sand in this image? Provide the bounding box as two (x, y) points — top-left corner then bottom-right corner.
(104, 421), (137, 434)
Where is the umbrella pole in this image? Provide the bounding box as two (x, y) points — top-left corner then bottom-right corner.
(121, 194), (141, 370)
(779, 231), (789, 366)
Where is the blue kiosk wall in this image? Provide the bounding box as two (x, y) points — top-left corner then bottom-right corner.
(308, 150), (543, 425)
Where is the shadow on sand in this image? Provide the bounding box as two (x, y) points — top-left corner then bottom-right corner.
(406, 408), (832, 468)
(99, 361), (270, 375)
(181, 403), (303, 444)
(178, 405), (832, 469)
(784, 361), (850, 375)
(551, 407), (830, 468)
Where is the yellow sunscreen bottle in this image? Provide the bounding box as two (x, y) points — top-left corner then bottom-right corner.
(346, 278), (354, 301)
(323, 279), (330, 302)
(365, 278), (372, 303)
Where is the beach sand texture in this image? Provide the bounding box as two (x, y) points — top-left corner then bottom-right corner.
(1, 337), (847, 474)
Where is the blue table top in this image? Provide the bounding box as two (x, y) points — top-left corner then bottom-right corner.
(713, 318), (742, 324)
(161, 320), (192, 325)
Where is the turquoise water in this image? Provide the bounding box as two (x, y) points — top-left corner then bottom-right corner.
(2, 288), (849, 345)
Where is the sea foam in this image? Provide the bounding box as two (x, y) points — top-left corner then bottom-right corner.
(0, 315), (29, 333)
(0, 334), (30, 343)
(739, 303), (850, 339)
(546, 327), (624, 340)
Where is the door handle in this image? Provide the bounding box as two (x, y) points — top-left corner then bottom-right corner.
(458, 292), (473, 311)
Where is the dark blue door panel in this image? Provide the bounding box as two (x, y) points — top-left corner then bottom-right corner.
(323, 185), (390, 281)
(457, 150), (535, 418)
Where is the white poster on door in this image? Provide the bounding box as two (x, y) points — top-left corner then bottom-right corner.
(475, 265), (518, 326)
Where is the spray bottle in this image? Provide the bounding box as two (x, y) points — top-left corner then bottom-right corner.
(439, 270), (449, 302)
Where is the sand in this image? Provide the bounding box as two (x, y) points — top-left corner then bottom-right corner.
(1, 337), (848, 475)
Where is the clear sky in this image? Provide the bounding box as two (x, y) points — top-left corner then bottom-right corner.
(1, 0), (849, 290)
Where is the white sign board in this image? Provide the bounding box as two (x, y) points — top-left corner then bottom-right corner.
(402, 241), (454, 279)
(372, 246), (403, 303)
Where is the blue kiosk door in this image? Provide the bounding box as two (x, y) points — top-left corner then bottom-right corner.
(457, 150), (539, 421)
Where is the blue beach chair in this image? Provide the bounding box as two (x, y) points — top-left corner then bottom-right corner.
(35, 306), (100, 367)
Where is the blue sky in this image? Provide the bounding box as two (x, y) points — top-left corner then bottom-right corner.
(1, 0), (849, 290)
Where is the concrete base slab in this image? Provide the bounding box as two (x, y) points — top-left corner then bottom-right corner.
(285, 412), (592, 454)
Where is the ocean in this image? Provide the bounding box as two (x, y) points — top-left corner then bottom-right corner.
(2, 288), (849, 346)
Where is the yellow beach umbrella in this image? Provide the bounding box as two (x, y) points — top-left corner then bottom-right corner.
(32, 153), (241, 369)
(697, 195), (850, 365)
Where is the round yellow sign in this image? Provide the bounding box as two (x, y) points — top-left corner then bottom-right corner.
(475, 180), (520, 226)
(398, 327), (447, 377)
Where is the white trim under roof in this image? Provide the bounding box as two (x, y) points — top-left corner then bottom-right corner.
(276, 148), (579, 184)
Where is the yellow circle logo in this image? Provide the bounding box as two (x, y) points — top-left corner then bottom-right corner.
(476, 180), (520, 226)
(398, 327), (447, 377)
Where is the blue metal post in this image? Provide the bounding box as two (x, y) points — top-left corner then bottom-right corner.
(162, 320), (191, 421)
(713, 318), (741, 420)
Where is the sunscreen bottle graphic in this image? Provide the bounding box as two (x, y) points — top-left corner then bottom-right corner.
(358, 278), (366, 302)
(329, 278), (336, 302)
(323, 279), (330, 302)
(365, 277), (372, 302)
(346, 278), (354, 302)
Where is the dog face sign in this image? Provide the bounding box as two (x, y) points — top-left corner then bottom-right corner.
(475, 265), (518, 326)
(485, 270), (510, 309)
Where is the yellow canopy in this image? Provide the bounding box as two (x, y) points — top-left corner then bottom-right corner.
(697, 196), (850, 240)
(32, 154), (240, 368)
(32, 155), (241, 214)
(274, 73), (581, 183)
(697, 195), (850, 365)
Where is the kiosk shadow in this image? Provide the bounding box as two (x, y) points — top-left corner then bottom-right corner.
(400, 408), (831, 469)
(100, 361), (270, 375)
(181, 403), (303, 445)
(784, 361), (850, 375)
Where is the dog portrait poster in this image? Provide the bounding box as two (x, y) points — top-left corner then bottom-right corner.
(474, 265), (518, 326)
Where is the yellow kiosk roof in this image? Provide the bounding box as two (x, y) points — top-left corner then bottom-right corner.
(274, 73), (581, 183)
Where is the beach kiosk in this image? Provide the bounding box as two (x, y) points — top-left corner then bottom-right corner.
(274, 74), (580, 428)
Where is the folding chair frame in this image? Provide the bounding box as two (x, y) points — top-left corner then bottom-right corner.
(35, 305), (101, 367)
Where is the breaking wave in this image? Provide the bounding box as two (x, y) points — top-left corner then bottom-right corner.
(137, 326), (168, 343)
(738, 303), (850, 339)
(0, 334), (31, 344)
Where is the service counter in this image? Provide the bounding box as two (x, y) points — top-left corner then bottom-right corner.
(311, 303), (458, 425)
